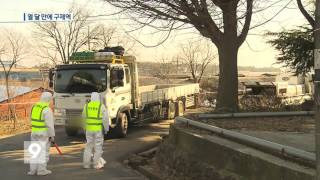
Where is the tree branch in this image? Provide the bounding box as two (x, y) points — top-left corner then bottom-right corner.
(238, 0), (253, 46)
(297, 0), (315, 28)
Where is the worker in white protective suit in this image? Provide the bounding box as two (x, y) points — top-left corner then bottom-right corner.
(28, 92), (55, 176)
(82, 92), (109, 169)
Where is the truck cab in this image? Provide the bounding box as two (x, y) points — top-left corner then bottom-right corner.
(52, 53), (138, 137)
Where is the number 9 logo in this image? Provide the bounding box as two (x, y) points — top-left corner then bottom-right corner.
(28, 143), (42, 159)
(24, 141), (46, 164)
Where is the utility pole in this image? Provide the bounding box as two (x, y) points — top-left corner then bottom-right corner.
(315, 0), (320, 179)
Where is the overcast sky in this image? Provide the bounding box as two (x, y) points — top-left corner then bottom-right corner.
(0, 0), (312, 68)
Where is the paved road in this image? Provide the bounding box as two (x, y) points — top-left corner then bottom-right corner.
(0, 120), (172, 180)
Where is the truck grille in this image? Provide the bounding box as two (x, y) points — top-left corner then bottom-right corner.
(66, 109), (82, 118)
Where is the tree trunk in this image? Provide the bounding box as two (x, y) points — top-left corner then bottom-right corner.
(5, 75), (16, 123)
(5, 75), (11, 116)
(215, 40), (239, 112)
(193, 77), (198, 83)
(215, 2), (239, 112)
(5, 76), (10, 104)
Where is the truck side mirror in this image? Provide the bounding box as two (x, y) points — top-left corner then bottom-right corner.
(111, 79), (117, 89)
(117, 70), (124, 80)
(118, 70), (124, 87)
(111, 68), (125, 89)
(48, 68), (54, 88)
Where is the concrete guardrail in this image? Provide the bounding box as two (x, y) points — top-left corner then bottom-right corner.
(175, 116), (316, 163)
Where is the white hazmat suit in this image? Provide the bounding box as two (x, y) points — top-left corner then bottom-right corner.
(83, 92), (109, 169)
(28, 92), (55, 176)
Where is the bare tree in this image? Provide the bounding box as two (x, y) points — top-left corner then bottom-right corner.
(114, 36), (137, 55)
(33, 6), (102, 64)
(153, 56), (174, 83)
(180, 40), (215, 83)
(104, 0), (254, 112)
(34, 45), (59, 65)
(92, 25), (137, 55)
(34, 8), (136, 64)
(105, 0), (294, 112)
(0, 30), (26, 123)
(91, 25), (117, 49)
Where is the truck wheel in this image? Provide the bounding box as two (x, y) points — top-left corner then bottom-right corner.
(65, 126), (78, 137)
(167, 101), (176, 119)
(152, 105), (161, 123)
(114, 112), (128, 138)
(176, 100), (185, 117)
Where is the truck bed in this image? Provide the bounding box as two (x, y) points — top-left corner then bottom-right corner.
(138, 84), (199, 107)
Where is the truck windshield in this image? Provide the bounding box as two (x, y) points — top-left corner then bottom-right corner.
(54, 69), (107, 93)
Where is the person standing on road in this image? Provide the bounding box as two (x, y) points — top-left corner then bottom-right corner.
(82, 92), (109, 169)
(28, 92), (55, 176)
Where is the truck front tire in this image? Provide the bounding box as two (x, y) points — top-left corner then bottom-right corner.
(176, 100), (185, 117)
(166, 101), (176, 119)
(113, 112), (128, 138)
(152, 105), (162, 122)
(65, 126), (78, 137)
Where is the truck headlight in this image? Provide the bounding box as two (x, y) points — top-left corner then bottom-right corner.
(54, 109), (66, 116)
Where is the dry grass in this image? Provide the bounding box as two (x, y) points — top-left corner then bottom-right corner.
(198, 116), (314, 133)
(0, 118), (30, 137)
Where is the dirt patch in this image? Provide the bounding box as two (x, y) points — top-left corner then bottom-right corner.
(0, 118), (30, 137)
(151, 132), (240, 180)
(202, 117), (314, 132)
(127, 148), (165, 180)
(184, 114), (315, 133)
(127, 134), (238, 180)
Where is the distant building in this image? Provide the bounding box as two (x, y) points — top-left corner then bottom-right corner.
(0, 61), (17, 68)
(0, 68), (43, 80)
(0, 86), (33, 102)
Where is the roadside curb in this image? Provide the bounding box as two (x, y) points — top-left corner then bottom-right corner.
(0, 130), (30, 139)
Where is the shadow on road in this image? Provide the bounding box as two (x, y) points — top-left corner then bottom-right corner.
(0, 120), (173, 180)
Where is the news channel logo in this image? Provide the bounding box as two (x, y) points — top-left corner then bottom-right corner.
(24, 141), (47, 164)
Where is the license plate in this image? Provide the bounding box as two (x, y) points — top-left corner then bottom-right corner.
(55, 119), (65, 125)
